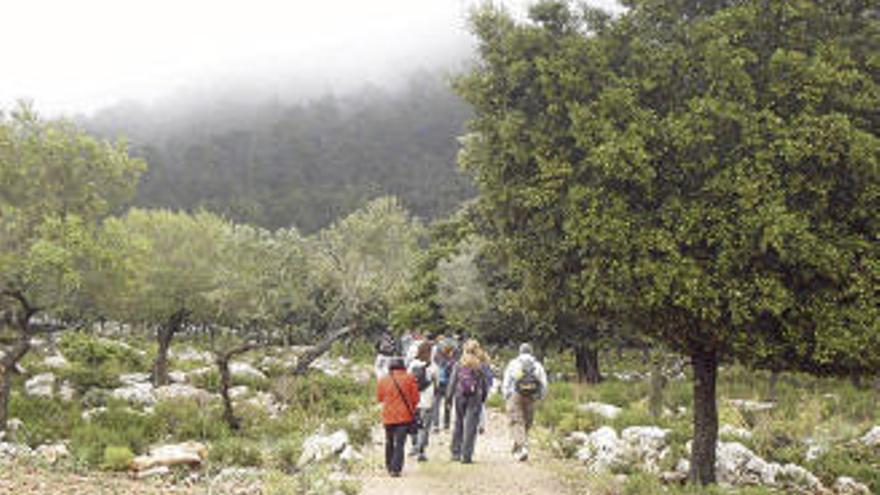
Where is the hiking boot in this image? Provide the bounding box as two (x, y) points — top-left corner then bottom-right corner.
(418, 454), (428, 462)
(451, 455), (460, 462)
(461, 458), (473, 464)
(390, 471), (401, 478)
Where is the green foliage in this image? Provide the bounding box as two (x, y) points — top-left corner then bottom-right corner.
(58, 333), (146, 369)
(101, 445), (134, 471)
(809, 444), (880, 494)
(271, 436), (304, 473)
(71, 402), (159, 466)
(208, 437), (263, 467)
(152, 399), (230, 442)
(8, 394), (81, 447)
(274, 372), (372, 418)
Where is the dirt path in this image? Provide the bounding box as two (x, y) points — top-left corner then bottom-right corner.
(358, 408), (581, 495)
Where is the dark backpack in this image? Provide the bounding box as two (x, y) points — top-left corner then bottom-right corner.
(457, 366), (482, 397)
(412, 363), (430, 391)
(515, 359), (541, 398)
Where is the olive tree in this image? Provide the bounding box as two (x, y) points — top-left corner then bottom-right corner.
(0, 103), (143, 429)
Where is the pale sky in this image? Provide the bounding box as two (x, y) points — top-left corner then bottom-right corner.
(1, 0), (622, 117)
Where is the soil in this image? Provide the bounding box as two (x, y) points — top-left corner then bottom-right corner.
(359, 408), (581, 495)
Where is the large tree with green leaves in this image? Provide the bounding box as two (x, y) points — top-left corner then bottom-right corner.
(99, 209), (227, 386)
(457, 0), (878, 484)
(0, 103), (144, 429)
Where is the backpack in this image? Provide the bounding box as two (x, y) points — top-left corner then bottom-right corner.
(412, 363), (430, 391)
(514, 359), (541, 398)
(436, 350), (454, 386)
(457, 366), (483, 397)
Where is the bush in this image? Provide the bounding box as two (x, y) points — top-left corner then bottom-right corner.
(272, 436), (304, 472)
(274, 374), (371, 418)
(8, 394), (82, 447)
(59, 333), (146, 370)
(153, 399), (230, 442)
(71, 403), (159, 466)
(209, 437), (263, 467)
(59, 363), (123, 393)
(809, 444), (880, 494)
(101, 445), (134, 471)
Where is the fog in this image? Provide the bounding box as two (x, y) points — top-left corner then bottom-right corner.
(1, 0), (622, 117)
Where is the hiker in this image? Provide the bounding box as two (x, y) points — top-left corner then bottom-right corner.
(374, 330), (397, 380)
(502, 343), (548, 462)
(446, 339), (489, 464)
(407, 340), (437, 461)
(433, 333), (460, 431)
(376, 357), (420, 477)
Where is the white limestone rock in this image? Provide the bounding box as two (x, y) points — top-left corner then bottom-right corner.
(119, 373), (151, 386)
(833, 476), (871, 495)
(575, 426), (625, 473)
(42, 354), (69, 369)
(25, 372), (55, 397)
(155, 384), (215, 403)
(111, 382), (156, 407)
(298, 430), (350, 468)
(230, 362), (267, 381)
(130, 442), (208, 472)
(577, 402), (622, 420)
(35, 443), (69, 464)
(719, 424), (753, 441)
(858, 426), (880, 448)
(229, 385), (251, 400)
(621, 426), (670, 473)
(728, 399), (775, 413)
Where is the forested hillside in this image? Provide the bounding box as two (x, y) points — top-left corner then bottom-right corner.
(83, 70), (474, 232)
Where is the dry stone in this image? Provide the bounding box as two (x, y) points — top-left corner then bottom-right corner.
(130, 442), (208, 472)
(833, 476), (871, 495)
(577, 402), (622, 420)
(25, 372), (55, 397)
(298, 430), (350, 468)
(111, 382), (156, 406)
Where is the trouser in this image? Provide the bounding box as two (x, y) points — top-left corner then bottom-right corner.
(384, 423), (410, 474)
(451, 394), (482, 462)
(432, 383), (451, 429)
(507, 393), (535, 453)
(416, 408), (432, 453)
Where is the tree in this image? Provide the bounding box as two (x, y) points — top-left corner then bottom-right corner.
(436, 234), (491, 333)
(0, 103), (144, 430)
(309, 196), (422, 336)
(457, 0), (879, 484)
(99, 209), (226, 386)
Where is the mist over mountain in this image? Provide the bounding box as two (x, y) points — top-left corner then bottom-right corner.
(83, 68), (475, 232)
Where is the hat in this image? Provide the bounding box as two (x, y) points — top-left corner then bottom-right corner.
(519, 343), (533, 355)
(388, 357), (406, 369)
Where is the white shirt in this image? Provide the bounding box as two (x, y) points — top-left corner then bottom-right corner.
(502, 354), (548, 400)
(407, 358), (437, 410)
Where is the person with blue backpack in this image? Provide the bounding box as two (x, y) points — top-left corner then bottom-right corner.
(502, 343), (548, 462)
(445, 339), (488, 464)
(431, 335), (456, 432)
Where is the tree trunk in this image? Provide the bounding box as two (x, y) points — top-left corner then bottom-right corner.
(152, 310), (186, 387)
(689, 346), (719, 485)
(292, 326), (353, 376)
(575, 343), (603, 384)
(649, 354), (667, 418)
(215, 343), (261, 430)
(768, 370), (780, 400)
(0, 334), (31, 432)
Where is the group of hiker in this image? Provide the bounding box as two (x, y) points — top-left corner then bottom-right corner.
(374, 331), (548, 477)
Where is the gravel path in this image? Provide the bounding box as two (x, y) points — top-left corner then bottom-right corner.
(359, 408), (580, 495)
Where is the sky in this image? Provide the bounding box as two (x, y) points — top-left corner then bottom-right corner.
(1, 0), (622, 117)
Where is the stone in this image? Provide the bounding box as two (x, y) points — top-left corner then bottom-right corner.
(728, 399), (775, 413)
(42, 354), (69, 369)
(168, 371), (187, 383)
(130, 442), (208, 472)
(170, 347), (213, 364)
(230, 362), (267, 381)
(568, 431), (591, 446)
(82, 407), (108, 421)
(134, 466), (171, 479)
(229, 385), (250, 400)
(25, 372), (55, 397)
(777, 463), (824, 492)
(35, 443), (69, 464)
(111, 383), (157, 407)
(245, 391), (283, 416)
(7, 418), (23, 432)
(575, 426), (625, 473)
(298, 430), (350, 468)
(858, 426), (880, 447)
(58, 381), (76, 402)
(338, 445), (362, 464)
(621, 426), (670, 473)
(719, 424), (753, 441)
(715, 441), (778, 485)
(0, 442), (32, 459)
(119, 373), (151, 386)
(577, 402), (622, 419)
(833, 476), (871, 495)
(155, 384), (215, 403)
(659, 471), (688, 485)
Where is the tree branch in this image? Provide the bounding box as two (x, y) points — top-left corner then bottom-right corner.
(292, 325), (353, 376)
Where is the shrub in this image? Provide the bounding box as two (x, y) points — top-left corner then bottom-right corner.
(274, 374), (371, 418)
(70, 402), (160, 466)
(209, 437), (263, 467)
(8, 394), (82, 447)
(809, 444), (880, 494)
(153, 399), (230, 442)
(59, 333), (145, 370)
(272, 436), (304, 472)
(59, 363), (123, 393)
(101, 445), (134, 471)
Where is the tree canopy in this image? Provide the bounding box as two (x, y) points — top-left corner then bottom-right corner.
(457, 0), (879, 484)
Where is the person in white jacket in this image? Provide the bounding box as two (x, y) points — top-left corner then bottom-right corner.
(407, 341), (437, 462)
(502, 343), (548, 461)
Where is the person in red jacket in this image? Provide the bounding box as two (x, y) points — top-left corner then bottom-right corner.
(376, 356), (420, 476)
